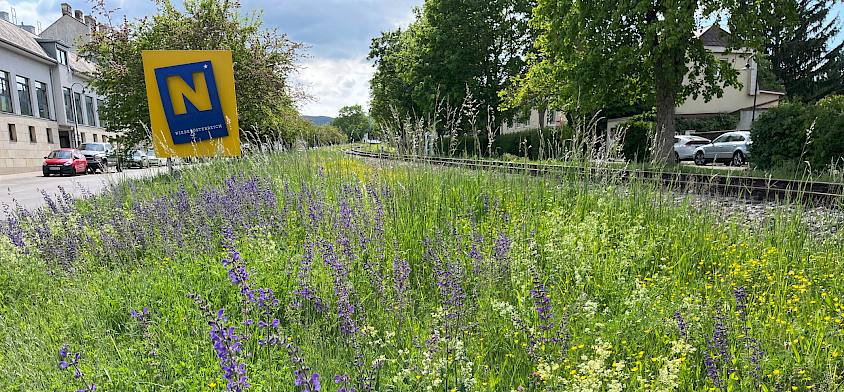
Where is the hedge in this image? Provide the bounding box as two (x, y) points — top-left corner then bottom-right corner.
(439, 127), (573, 160)
(750, 96), (844, 171)
(621, 121), (653, 162)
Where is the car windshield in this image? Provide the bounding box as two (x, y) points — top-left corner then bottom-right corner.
(147, 150), (156, 157)
(80, 143), (105, 152)
(132, 151), (143, 157)
(48, 150), (72, 159)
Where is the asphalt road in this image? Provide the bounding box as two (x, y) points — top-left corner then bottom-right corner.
(0, 166), (173, 218)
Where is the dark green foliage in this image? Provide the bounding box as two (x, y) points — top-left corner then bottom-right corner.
(331, 105), (371, 141)
(368, 0), (535, 131)
(622, 121), (653, 163)
(83, 0), (303, 147)
(439, 127), (572, 160)
(750, 96), (844, 170)
(764, 0), (843, 102)
(676, 114), (739, 133)
(525, 0), (780, 163)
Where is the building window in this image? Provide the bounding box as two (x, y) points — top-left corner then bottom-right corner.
(36, 81), (50, 119)
(74, 92), (83, 124)
(547, 110), (555, 124)
(93, 134), (98, 142)
(0, 71), (11, 113)
(96, 98), (105, 127)
(85, 95), (95, 126)
(46, 127), (54, 144)
(81, 132), (86, 143)
(102, 135), (108, 143)
(16, 76), (32, 116)
(63, 88), (73, 122)
(29, 126), (36, 143)
(57, 49), (68, 66)
(8, 124), (17, 142)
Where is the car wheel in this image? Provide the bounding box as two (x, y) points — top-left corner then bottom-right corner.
(732, 151), (745, 166)
(694, 151), (707, 166)
(43, 173), (50, 177)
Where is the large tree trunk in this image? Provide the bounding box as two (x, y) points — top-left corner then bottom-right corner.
(653, 64), (678, 164)
(537, 107), (547, 130)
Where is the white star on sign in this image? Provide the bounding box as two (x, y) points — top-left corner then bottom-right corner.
(203, 64), (208, 69)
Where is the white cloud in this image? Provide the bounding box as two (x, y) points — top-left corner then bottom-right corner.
(0, 0), (59, 32)
(294, 57), (374, 117)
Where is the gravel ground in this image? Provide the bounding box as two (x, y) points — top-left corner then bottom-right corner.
(675, 192), (844, 240)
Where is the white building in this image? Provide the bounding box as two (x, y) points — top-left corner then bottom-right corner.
(607, 25), (785, 138)
(501, 109), (565, 134)
(0, 3), (114, 174)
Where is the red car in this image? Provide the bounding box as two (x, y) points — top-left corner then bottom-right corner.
(42, 149), (88, 177)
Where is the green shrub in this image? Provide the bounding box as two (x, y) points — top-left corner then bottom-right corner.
(439, 127), (573, 160)
(750, 97), (844, 170)
(621, 121), (653, 162)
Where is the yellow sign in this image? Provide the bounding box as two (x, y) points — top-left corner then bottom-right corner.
(142, 50), (240, 158)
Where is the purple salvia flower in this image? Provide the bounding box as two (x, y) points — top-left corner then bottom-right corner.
(674, 310), (689, 340)
(322, 241), (359, 335)
(58, 344), (96, 392)
(530, 273), (554, 331)
(392, 249), (411, 311)
(208, 309), (249, 392)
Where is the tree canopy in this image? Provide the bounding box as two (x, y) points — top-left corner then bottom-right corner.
(763, 0), (843, 102)
(515, 0), (786, 162)
(83, 0), (304, 148)
(331, 105), (371, 141)
(368, 0), (535, 133)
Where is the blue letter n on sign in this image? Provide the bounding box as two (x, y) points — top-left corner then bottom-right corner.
(154, 61), (228, 144)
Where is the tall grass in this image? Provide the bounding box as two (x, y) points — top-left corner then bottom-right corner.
(1, 151), (842, 391)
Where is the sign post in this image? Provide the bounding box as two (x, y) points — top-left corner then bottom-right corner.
(141, 50), (240, 159)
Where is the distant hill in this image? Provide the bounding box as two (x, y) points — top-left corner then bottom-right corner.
(302, 115), (334, 126)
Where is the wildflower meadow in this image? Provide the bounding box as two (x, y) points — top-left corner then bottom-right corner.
(1, 151), (842, 391)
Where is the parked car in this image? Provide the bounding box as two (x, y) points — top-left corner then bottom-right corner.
(673, 135), (711, 161)
(79, 142), (118, 173)
(42, 149), (88, 176)
(694, 131), (752, 166)
(146, 149), (165, 166)
(126, 150), (150, 168)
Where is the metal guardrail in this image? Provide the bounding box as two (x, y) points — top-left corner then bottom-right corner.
(345, 149), (844, 206)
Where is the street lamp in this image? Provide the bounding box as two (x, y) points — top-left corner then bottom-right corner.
(69, 81), (85, 148)
(743, 60), (760, 127)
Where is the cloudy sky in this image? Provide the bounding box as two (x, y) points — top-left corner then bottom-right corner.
(0, 0), (422, 117)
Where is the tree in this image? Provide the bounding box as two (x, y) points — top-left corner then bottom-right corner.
(764, 0), (843, 102)
(368, 0), (535, 133)
(332, 105), (371, 141)
(83, 0), (303, 148)
(527, 0), (783, 163)
(368, 24), (423, 129)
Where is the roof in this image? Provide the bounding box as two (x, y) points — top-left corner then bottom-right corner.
(0, 18), (97, 74)
(695, 24), (730, 47)
(68, 52), (96, 74)
(0, 18), (54, 62)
